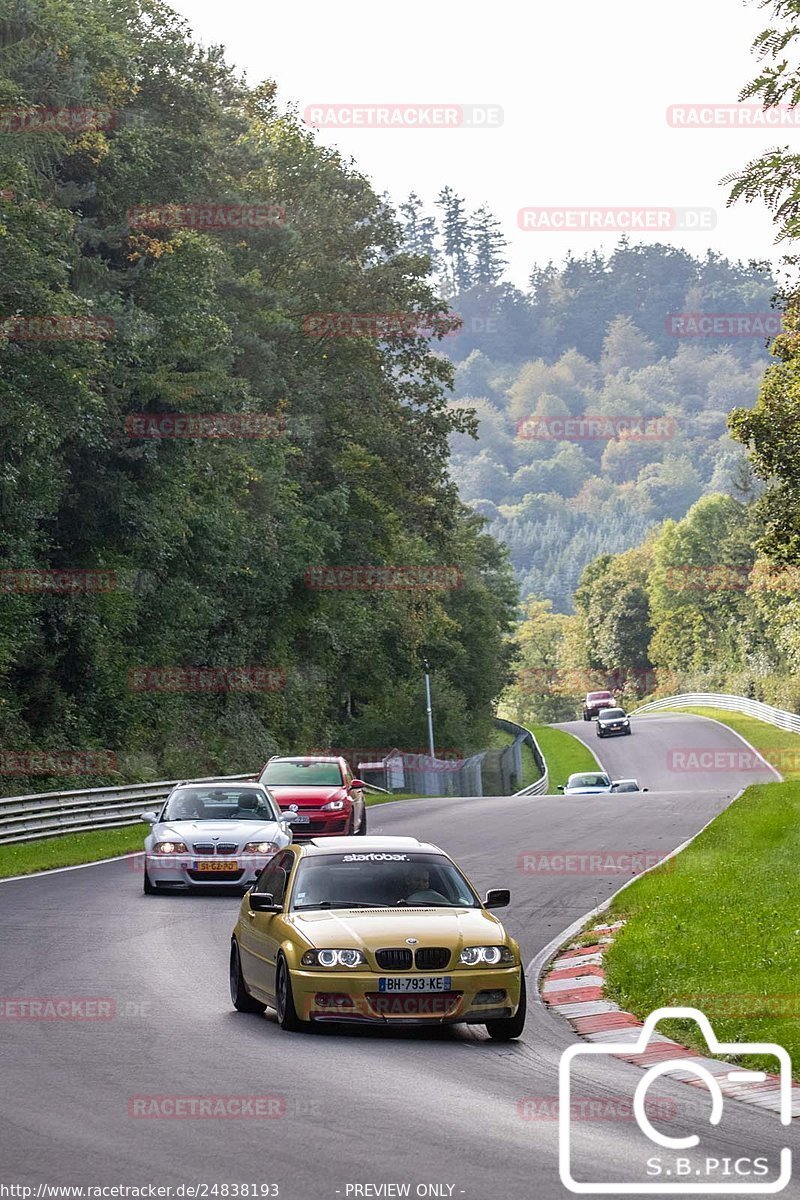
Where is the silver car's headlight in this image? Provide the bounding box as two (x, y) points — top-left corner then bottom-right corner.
(243, 841), (279, 854)
(154, 841), (187, 854)
(459, 946), (515, 966)
(301, 949), (366, 968)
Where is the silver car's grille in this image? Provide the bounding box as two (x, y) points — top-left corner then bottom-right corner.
(215, 843), (238, 854)
(193, 843), (215, 854)
(192, 843), (238, 855)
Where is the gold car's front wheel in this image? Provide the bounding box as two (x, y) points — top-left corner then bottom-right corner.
(485, 970), (527, 1041)
(230, 940), (266, 1014)
(275, 955), (306, 1032)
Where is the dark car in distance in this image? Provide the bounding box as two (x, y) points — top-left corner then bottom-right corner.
(596, 707), (632, 738)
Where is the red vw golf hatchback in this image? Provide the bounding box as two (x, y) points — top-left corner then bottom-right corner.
(256, 756), (368, 839)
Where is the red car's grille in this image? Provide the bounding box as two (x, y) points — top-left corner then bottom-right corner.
(290, 818), (348, 837)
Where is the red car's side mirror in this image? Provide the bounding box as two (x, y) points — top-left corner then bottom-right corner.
(350, 779), (367, 790)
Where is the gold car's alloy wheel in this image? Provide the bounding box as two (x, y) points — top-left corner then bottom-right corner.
(276, 956), (305, 1032)
(230, 941), (265, 1015)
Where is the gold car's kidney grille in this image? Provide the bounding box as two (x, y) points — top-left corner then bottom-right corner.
(375, 948), (413, 970)
(414, 947), (450, 970)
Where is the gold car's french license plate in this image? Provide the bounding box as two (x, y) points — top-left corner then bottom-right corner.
(195, 860), (238, 871)
(378, 976), (451, 993)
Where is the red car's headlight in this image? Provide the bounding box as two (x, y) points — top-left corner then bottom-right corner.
(321, 799), (346, 811)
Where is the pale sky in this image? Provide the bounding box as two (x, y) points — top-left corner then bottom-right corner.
(172, 0), (789, 286)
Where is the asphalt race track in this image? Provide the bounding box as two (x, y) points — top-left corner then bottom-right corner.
(556, 711), (781, 792)
(1, 713), (794, 1199)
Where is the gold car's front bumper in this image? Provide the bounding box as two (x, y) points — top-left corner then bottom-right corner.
(290, 965), (523, 1024)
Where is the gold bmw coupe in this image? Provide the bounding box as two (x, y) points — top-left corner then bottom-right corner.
(229, 835), (526, 1039)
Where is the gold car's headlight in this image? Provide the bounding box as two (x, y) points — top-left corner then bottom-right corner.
(459, 946), (515, 966)
(301, 949), (366, 968)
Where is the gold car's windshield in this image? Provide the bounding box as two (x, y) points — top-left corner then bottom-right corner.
(290, 852), (481, 910)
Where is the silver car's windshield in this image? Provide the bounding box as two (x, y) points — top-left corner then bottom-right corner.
(568, 774), (610, 789)
(162, 787), (280, 822)
(290, 852), (481, 910)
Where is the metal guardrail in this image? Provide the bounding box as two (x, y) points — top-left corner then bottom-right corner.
(495, 718), (550, 796)
(0, 774), (256, 844)
(0, 768), (397, 846)
(631, 692), (800, 734)
(0, 726), (547, 844)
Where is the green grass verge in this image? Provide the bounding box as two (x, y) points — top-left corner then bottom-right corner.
(365, 790), (425, 804)
(604, 781), (800, 1073)
(530, 723), (599, 790)
(0, 823), (147, 879)
(661, 706), (800, 780)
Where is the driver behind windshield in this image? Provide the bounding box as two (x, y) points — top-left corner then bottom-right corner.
(168, 791), (206, 820)
(402, 866), (449, 906)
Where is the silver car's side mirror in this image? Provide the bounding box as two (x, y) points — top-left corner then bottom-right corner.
(278, 813), (292, 824)
(141, 811), (158, 824)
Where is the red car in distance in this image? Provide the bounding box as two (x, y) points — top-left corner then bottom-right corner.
(256, 755), (368, 839)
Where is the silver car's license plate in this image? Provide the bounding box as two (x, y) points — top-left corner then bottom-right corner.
(378, 976), (451, 992)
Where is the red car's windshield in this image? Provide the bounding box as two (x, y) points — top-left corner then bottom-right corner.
(262, 761), (344, 787)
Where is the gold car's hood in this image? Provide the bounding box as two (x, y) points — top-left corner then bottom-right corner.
(286, 906), (507, 951)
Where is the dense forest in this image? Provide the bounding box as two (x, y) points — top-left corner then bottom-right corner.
(395, 205), (777, 610)
(0, 0), (519, 793)
(500, 0), (800, 723)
